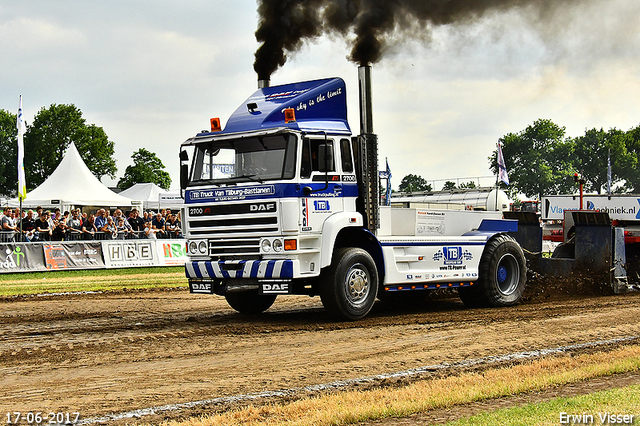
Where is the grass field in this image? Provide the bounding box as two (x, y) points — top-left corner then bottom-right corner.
(158, 346), (640, 426)
(0, 266), (187, 296)
(443, 384), (640, 426)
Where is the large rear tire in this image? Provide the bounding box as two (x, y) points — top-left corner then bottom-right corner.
(320, 247), (379, 320)
(459, 234), (526, 308)
(225, 290), (277, 314)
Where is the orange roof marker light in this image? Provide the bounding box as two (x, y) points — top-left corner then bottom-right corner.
(210, 117), (222, 132)
(284, 108), (296, 123)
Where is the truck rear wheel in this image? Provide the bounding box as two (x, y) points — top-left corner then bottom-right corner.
(459, 234), (526, 308)
(320, 247), (378, 320)
(225, 290), (277, 314)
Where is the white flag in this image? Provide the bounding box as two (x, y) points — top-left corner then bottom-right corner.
(17, 95), (27, 201)
(497, 142), (509, 185)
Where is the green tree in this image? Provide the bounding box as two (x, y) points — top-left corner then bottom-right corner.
(459, 181), (477, 189)
(0, 110), (18, 196)
(118, 148), (171, 190)
(398, 174), (431, 193)
(24, 104), (117, 189)
(491, 119), (575, 199)
(442, 181), (457, 191)
(620, 124), (640, 192)
(571, 128), (635, 194)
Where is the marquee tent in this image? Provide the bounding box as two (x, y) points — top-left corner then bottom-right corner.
(118, 183), (183, 211)
(9, 143), (140, 210)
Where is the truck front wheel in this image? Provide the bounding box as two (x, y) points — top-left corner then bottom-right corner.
(225, 290), (277, 314)
(459, 234), (526, 308)
(320, 248), (379, 320)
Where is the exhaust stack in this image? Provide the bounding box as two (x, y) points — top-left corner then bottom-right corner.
(358, 65), (374, 135)
(258, 79), (270, 89)
(357, 65), (379, 234)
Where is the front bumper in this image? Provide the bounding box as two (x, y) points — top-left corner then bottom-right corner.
(185, 259), (294, 279)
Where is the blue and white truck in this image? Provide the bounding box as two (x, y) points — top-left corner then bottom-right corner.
(180, 66), (527, 320)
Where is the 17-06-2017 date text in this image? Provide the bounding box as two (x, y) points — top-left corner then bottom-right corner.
(6, 412), (80, 425)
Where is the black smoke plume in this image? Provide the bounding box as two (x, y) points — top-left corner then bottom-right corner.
(254, 0), (576, 80)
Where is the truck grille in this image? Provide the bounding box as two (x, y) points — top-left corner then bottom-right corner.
(209, 238), (261, 259)
(187, 201), (280, 258)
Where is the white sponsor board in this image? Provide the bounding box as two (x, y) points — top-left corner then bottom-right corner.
(102, 240), (189, 268)
(102, 240), (158, 268)
(542, 195), (640, 221)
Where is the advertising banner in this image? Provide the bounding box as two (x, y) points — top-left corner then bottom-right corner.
(156, 240), (189, 266)
(101, 240), (158, 268)
(0, 243), (46, 273)
(43, 242), (104, 270)
(542, 195), (640, 221)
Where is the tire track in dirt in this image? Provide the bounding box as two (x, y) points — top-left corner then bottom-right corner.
(0, 289), (639, 422)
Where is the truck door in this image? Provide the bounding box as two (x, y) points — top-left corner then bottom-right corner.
(299, 137), (345, 233)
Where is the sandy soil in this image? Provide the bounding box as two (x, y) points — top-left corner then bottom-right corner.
(1, 285), (639, 424)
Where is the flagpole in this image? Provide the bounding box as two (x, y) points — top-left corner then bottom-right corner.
(495, 172), (499, 211)
(17, 95), (26, 241)
(496, 141), (510, 211)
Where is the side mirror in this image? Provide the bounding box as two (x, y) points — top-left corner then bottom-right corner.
(179, 150), (190, 191)
(180, 164), (189, 191)
(317, 143), (334, 172)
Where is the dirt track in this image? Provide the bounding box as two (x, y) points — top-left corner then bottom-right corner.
(1, 287), (640, 424)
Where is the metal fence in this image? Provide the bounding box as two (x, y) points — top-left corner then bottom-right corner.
(0, 229), (183, 242)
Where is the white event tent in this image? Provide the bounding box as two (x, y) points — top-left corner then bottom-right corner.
(9, 143), (141, 212)
(118, 183), (183, 212)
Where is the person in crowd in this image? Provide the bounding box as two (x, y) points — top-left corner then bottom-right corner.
(127, 209), (143, 239)
(46, 210), (56, 230)
(113, 209), (124, 222)
(115, 217), (130, 240)
(53, 208), (62, 224)
(151, 212), (166, 238)
(34, 206), (43, 220)
(144, 220), (157, 239)
(82, 214), (97, 240)
(173, 212), (183, 238)
(66, 209), (83, 240)
(1, 207), (17, 242)
(93, 209), (107, 239)
(51, 220), (66, 241)
(20, 210), (37, 242)
(102, 216), (118, 239)
(165, 213), (180, 238)
(35, 211), (52, 241)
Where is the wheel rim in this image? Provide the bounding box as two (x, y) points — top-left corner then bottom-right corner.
(344, 263), (370, 307)
(496, 253), (520, 295)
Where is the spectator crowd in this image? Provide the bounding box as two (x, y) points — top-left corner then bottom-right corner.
(0, 206), (183, 242)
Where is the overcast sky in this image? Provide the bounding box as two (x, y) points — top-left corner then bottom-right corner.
(2, 1), (640, 194)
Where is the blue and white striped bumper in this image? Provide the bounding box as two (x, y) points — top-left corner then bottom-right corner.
(185, 260), (294, 280)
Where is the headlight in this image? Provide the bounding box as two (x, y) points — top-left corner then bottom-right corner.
(261, 239), (271, 252)
(198, 241), (208, 254)
(273, 239), (283, 252)
(188, 241), (198, 254)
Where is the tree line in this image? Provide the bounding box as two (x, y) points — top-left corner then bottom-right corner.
(489, 119), (640, 200)
(3, 104), (639, 201)
(397, 119), (640, 200)
(0, 104), (171, 197)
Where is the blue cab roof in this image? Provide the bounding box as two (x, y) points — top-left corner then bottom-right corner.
(197, 77), (351, 138)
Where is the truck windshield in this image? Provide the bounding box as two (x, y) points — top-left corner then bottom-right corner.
(190, 134), (296, 185)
